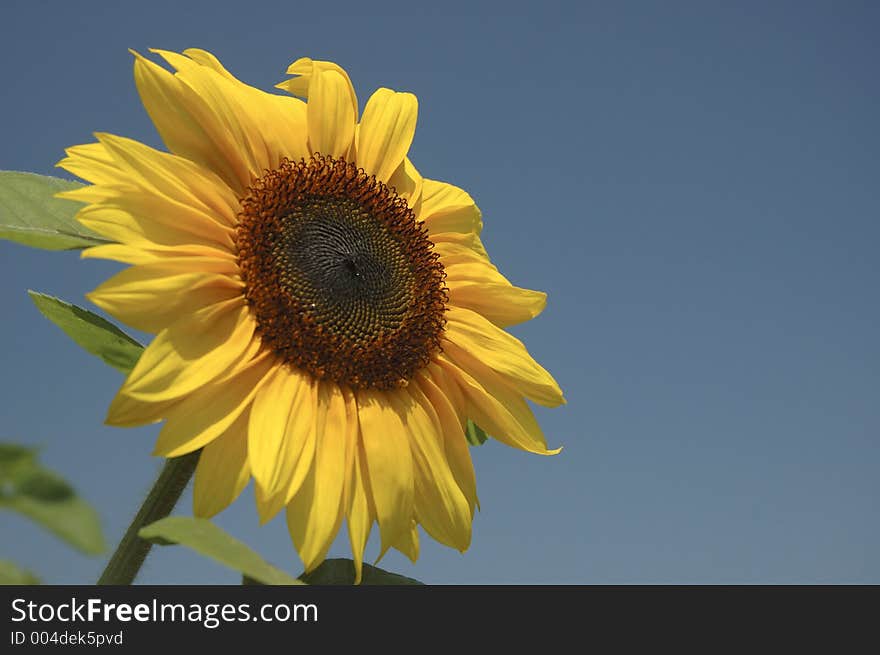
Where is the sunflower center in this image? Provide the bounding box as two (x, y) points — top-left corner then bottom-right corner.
(235, 154), (447, 390)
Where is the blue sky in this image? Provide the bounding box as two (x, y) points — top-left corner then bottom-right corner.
(1, 0), (878, 583)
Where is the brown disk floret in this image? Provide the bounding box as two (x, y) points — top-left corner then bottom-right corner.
(235, 154), (447, 390)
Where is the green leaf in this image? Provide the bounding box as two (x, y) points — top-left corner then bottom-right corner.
(0, 444), (37, 480)
(465, 420), (489, 446)
(15, 467), (75, 501)
(0, 443), (35, 465)
(0, 172), (110, 250)
(0, 444), (106, 555)
(29, 291), (143, 373)
(299, 558), (424, 585)
(139, 517), (303, 585)
(0, 560), (41, 585)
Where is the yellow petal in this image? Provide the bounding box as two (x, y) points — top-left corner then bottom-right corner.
(391, 521), (420, 563)
(55, 184), (123, 205)
(390, 389), (471, 551)
(443, 250), (547, 326)
(415, 373), (478, 514)
(449, 283), (546, 328)
(425, 360), (467, 431)
(307, 70), (356, 159)
(116, 300), (254, 403)
(356, 388), (414, 556)
(432, 239), (484, 265)
(346, 439), (374, 584)
(150, 48), (264, 169)
(444, 305), (564, 407)
(193, 410), (250, 518)
(181, 48), (239, 81)
(95, 132), (240, 224)
(104, 389), (181, 428)
(387, 156), (423, 215)
(432, 231), (490, 260)
(286, 382), (348, 572)
(435, 355), (560, 456)
(277, 57), (359, 121)
(338, 387), (360, 513)
(261, 96), (310, 169)
(249, 367), (315, 523)
(131, 50), (251, 194)
(152, 353), (273, 457)
(419, 179), (483, 237)
(86, 259), (243, 333)
(169, 49), (310, 171)
(56, 142), (120, 185)
(81, 243), (235, 266)
(442, 255), (507, 284)
(59, 134), (239, 228)
(356, 88), (418, 183)
(75, 197), (234, 251)
(280, 381), (320, 507)
(148, 48), (269, 180)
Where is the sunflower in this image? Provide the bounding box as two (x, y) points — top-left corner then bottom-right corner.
(58, 48), (564, 581)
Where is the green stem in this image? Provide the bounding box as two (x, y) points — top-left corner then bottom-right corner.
(97, 452), (199, 585)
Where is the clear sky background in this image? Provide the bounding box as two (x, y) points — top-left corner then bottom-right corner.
(1, 1), (877, 584)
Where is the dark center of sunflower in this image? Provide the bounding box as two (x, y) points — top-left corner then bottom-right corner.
(235, 154), (447, 390)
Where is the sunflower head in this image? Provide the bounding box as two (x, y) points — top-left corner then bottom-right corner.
(236, 153), (448, 390)
(57, 48), (564, 582)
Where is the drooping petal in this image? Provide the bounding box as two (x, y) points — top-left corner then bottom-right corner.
(449, 282), (547, 328)
(286, 382), (348, 572)
(444, 305), (564, 407)
(415, 373), (478, 514)
(356, 388), (414, 556)
(249, 367), (315, 523)
(346, 438), (375, 584)
(356, 88), (418, 184)
(280, 381), (320, 507)
(193, 410), (251, 518)
(338, 387), (359, 513)
(444, 241), (547, 327)
(390, 388), (472, 551)
(434, 356), (560, 456)
(391, 521), (420, 563)
(425, 361), (467, 428)
(443, 255), (547, 327)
